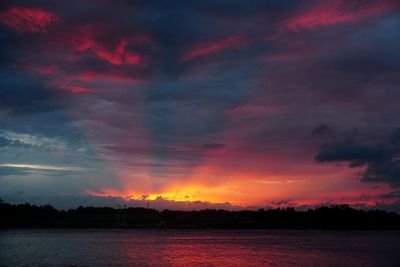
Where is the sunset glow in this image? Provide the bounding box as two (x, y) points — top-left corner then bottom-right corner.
(1, 0), (400, 211)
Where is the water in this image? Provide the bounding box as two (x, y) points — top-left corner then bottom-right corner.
(1, 229), (399, 267)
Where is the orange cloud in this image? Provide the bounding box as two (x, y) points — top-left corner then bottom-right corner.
(0, 7), (58, 33)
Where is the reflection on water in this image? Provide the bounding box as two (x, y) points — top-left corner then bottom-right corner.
(1, 229), (399, 267)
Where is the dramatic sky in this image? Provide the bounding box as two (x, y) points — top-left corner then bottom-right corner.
(1, 0), (400, 210)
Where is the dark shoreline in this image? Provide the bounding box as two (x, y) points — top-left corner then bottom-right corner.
(2, 201), (400, 230)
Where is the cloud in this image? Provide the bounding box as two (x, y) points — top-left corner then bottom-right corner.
(0, 135), (23, 148)
(181, 34), (250, 61)
(0, 163), (85, 178)
(0, 130), (67, 151)
(315, 138), (388, 164)
(68, 26), (149, 66)
(0, 71), (70, 114)
(0, 7), (59, 33)
(315, 129), (400, 186)
(286, 0), (398, 31)
(312, 124), (334, 136)
(0, 164), (85, 172)
(50, 83), (93, 94)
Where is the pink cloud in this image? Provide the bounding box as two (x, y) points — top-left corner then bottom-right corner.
(286, 0), (398, 31)
(49, 81), (93, 94)
(76, 71), (143, 83)
(90, 39), (142, 65)
(35, 65), (58, 74)
(58, 85), (92, 94)
(71, 29), (146, 65)
(181, 34), (250, 62)
(17, 25), (151, 94)
(0, 7), (58, 33)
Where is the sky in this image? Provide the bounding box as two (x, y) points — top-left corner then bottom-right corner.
(0, 0), (400, 211)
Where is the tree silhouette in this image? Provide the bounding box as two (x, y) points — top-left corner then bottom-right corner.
(0, 200), (399, 229)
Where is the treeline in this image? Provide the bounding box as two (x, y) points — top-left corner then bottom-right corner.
(1, 200), (399, 229)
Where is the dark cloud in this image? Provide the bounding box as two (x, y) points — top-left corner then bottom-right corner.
(315, 138), (389, 164)
(379, 190), (400, 200)
(0, 70), (69, 115)
(315, 129), (400, 186)
(312, 124), (334, 136)
(0, 134), (27, 149)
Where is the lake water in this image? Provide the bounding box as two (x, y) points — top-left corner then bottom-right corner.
(0, 229), (399, 267)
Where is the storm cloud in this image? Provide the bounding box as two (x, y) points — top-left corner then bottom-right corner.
(315, 129), (400, 186)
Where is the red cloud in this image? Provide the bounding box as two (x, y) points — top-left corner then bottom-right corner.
(83, 38), (142, 65)
(47, 80), (93, 94)
(71, 28), (145, 65)
(181, 34), (249, 62)
(286, 0), (398, 31)
(76, 71), (143, 83)
(56, 84), (93, 94)
(0, 7), (58, 33)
